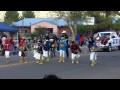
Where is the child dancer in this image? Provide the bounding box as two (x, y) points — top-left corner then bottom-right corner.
(58, 36), (67, 62)
(18, 37), (28, 64)
(43, 38), (51, 62)
(70, 41), (81, 64)
(34, 40), (44, 64)
(90, 41), (97, 67)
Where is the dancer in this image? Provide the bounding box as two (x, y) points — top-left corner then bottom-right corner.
(70, 41), (81, 64)
(3, 38), (11, 63)
(90, 41), (97, 67)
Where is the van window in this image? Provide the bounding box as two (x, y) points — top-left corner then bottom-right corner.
(100, 33), (110, 38)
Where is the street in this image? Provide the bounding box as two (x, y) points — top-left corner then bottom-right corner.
(0, 48), (120, 79)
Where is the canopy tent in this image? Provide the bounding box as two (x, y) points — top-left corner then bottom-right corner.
(0, 22), (19, 47)
(0, 22), (18, 32)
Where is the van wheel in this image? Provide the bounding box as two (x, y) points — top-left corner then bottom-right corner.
(118, 46), (120, 50)
(107, 45), (112, 52)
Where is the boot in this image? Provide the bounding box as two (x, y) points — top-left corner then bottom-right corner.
(58, 57), (62, 62)
(36, 59), (39, 63)
(19, 59), (24, 64)
(93, 61), (96, 65)
(6, 58), (10, 63)
(24, 57), (28, 63)
(91, 61), (95, 67)
(39, 60), (43, 64)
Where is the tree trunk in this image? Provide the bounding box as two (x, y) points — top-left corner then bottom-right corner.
(72, 33), (76, 41)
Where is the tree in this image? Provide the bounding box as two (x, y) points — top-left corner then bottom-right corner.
(86, 11), (118, 33)
(53, 11), (86, 41)
(103, 11), (120, 17)
(30, 27), (46, 39)
(4, 11), (20, 24)
(77, 25), (88, 34)
(112, 19), (120, 31)
(21, 11), (35, 19)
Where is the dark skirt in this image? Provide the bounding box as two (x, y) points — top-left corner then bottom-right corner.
(21, 51), (27, 57)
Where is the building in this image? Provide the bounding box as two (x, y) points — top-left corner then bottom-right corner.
(12, 18), (71, 37)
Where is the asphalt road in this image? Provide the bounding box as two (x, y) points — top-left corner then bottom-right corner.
(0, 48), (120, 79)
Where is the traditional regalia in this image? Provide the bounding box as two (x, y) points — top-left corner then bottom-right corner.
(33, 42), (44, 64)
(43, 38), (51, 62)
(70, 41), (81, 64)
(58, 37), (67, 62)
(18, 35), (28, 64)
(90, 41), (97, 67)
(3, 39), (11, 63)
(49, 35), (56, 58)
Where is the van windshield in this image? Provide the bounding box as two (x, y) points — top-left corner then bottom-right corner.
(100, 33), (110, 38)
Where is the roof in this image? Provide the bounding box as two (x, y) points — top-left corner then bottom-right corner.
(12, 18), (67, 27)
(12, 17), (119, 27)
(0, 22), (18, 32)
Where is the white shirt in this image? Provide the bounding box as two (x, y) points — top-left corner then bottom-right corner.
(2, 37), (6, 45)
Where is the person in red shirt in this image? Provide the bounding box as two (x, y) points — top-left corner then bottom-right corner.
(3, 38), (11, 63)
(18, 36), (28, 64)
(70, 41), (82, 64)
(80, 35), (85, 47)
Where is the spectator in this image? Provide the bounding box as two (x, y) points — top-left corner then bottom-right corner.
(76, 33), (80, 46)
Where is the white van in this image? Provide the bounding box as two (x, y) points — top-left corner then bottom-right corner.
(95, 31), (120, 52)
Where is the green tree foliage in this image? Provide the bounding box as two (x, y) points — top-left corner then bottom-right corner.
(86, 11), (119, 34)
(21, 11), (35, 19)
(53, 11), (120, 38)
(53, 11), (86, 41)
(112, 19), (120, 31)
(77, 25), (88, 34)
(30, 27), (46, 39)
(4, 11), (20, 24)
